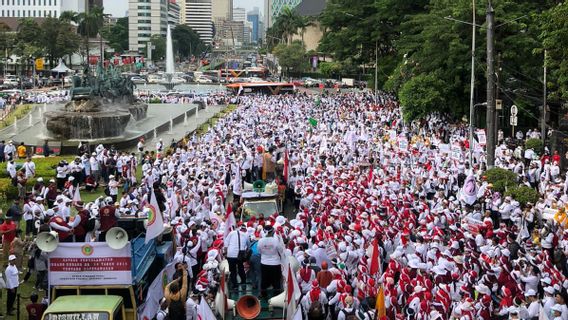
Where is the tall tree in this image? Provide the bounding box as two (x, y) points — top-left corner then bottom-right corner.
(77, 6), (105, 65)
(150, 35), (166, 62)
(273, 40), (307, 77)
(40, 16), (81, 67)
(540, 2), (568, 102)
(100, 17), (129, 54)
(272, 6), (302, 44)
(171, 24), (205, 58)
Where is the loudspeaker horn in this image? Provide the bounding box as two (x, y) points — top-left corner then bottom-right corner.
(252, 180), (266, 192)
(243, 181), (254, 192)
(268, 291), (285, 311)
(236, 295), (261, 320)
(106, 227), (129, 250)
(36, 231), (59, 252)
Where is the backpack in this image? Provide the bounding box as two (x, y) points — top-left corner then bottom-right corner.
(308, 300), (324, 320)
(341, 308), (357, 320)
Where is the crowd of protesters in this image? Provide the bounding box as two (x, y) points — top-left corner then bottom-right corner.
(5, 89), (568, 320)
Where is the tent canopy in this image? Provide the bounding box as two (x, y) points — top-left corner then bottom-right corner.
(51, 59), (71, 73)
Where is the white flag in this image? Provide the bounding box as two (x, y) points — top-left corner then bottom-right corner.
(198, 296), (217, 320)
(72, 185), (81, 204)
(145, 189), (165, 244)
(460, 174), (478, 205)
(169, 192), (179, 220)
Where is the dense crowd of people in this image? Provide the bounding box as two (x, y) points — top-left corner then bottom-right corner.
(5, 89), (568, 320)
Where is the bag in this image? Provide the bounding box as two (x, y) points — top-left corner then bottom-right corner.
(308, 300), (324, 319)
(341, 309), (357, 320)
(237, 231), (251, 262)
(104, 186), (111, 196)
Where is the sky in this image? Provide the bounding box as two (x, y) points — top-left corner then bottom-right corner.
(103, 0), (264, 18)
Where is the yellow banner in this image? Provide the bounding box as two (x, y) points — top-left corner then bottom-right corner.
(35, 58), (44, 71)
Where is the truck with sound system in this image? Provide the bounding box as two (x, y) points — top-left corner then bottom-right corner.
(37, 222), (174, 320)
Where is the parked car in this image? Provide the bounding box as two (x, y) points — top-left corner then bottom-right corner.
(130, 76), (147, 84)
(195, 76), (213, 84)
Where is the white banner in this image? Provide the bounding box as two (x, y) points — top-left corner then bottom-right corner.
(48, 242), (132, 286)
(137, 262), (176, 320)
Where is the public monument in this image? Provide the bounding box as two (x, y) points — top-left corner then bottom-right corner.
(44, 64), (148, 140)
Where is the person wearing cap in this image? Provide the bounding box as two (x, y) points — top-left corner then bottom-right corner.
(551, 304), (563, 320)
(90, 152), (101, 184)
(108, 175), (119, 202)
(56, 160), (68, 191)
(224, 223), (249, 289)
(99, 197), (121, 240)
(5, 254), (20, 315)
(517, 289), (540, 319)
(4, 140), (15, 161)
(257, 224), (284, 298)
(6, 157), (16, 183)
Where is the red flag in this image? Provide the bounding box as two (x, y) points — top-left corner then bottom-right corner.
(369, 238), (380, 276)
(283, 149), (289, 183)
(368, 166), (374, 184)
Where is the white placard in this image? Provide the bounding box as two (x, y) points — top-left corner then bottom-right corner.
(48, 242), (132, 286)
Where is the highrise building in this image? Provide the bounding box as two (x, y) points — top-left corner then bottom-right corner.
(128, 0), (169, 52)
(0, 0), (97, 18)
(232, 7), (245, 23)
(183, 0), (213, 44)
(267, 0), (301, 27)
(168, 0), (180, 26)
(211, 0), (232, 21)
(247, 7), (260, 43)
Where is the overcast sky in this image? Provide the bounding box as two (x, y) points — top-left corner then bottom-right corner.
(103, 0), (264, 18)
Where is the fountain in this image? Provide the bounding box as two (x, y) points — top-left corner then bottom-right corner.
(44, 64), (148, 140)
(158, 25), (179, 91)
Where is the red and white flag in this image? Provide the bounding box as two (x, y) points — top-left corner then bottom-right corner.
(368, 166), (374, 185)
(169, 191), (179, 220)
(286, 261), (301, 320)
(223, 203), (236, 240)
(283, 149), (289, 183)
(368, 238), (381, 276)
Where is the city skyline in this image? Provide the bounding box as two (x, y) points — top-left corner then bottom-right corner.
(103, 0), (263, 17)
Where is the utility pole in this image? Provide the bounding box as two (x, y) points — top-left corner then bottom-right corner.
(542, 49), (547, 143)
(468, 0), (476, 166)
(486, 0), (496, 168)
(374, 40), (378, 104)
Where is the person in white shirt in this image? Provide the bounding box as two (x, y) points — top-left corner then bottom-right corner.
(5, 255), (19, 315)
(6, 159), (16, 180)
(22, 157), (36, 179)
(518, 289), (540, 319)
(89, 153), (101, 183)
(224, 224), (249, 288)
(257, 225), (284, 297)
(3, 141), (15, 160)
(185, 294), (198, 320)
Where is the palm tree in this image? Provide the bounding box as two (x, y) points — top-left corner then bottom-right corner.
(275, 6), (301, 44)
(296, 16), (316, 46)
(76, 6), (105, 66)
(58, 11), (79, 68)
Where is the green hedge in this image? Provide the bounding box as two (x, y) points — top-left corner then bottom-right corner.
(505, 185), (540, 207)
(525, 138), (544, 155)
(484, 167), (518, 193)
(0, 157), (67, 179)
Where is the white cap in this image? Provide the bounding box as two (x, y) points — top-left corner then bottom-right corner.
(524, 289), (537, 297)
(552, 304), (563, 312)
(8, 255), (16, 261)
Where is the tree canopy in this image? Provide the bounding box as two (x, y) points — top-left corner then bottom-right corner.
(171, 25), (206, 59)
(318, 0), (565, 122)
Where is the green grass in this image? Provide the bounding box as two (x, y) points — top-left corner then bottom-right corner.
(0, 104), (34, 130)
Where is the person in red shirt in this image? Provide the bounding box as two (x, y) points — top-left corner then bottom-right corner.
(553, 150), (561, 164)
(99, 197), (121, 240)
(0, 217), (17, 261)
(26, 293), (46, 320)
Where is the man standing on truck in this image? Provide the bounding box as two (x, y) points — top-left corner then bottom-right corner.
(258, 224), (284, 298)
(224, 224), (249, 289)
(5, 255), (20, 315)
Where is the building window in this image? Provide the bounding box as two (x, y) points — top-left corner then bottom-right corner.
(54, 10), (57, 16)
(33, 10), (35, 16)
(22, 10), (25, 17)
(2, 10), (4, 17)
(48, 0), (51, 5)
(54, 0), (56, 5)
